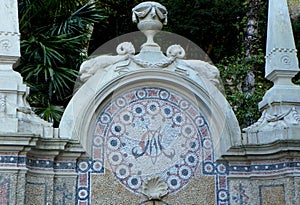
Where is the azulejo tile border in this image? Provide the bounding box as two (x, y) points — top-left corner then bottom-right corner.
(229, 160), (300, 176)
(0, 154), (26, 168)
(0, 154), (77, 172)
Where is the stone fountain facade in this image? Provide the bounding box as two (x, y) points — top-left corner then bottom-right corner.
(0, 1), (300, 204)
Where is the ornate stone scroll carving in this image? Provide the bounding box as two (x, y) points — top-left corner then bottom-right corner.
(116, 42), (135, 55)
(243, 106), (300, 132)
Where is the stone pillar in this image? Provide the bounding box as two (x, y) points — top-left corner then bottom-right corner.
(0, 1), (28, 204)
(0, 0), (24, 132)
(0, 1), (56, 204)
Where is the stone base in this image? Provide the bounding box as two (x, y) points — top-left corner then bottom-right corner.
(259, 84), (300, 110)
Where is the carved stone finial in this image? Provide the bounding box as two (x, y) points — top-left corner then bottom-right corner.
(132, 2), (168, 49)
(132, 2), (167, 25)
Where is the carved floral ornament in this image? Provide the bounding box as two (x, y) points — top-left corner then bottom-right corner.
(0, 39), (11, 52)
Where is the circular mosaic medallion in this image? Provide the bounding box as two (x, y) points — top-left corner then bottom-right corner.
(96, 87), (210, 194)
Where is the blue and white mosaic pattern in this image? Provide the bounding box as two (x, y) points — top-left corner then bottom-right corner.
(97, 87), (210, 194)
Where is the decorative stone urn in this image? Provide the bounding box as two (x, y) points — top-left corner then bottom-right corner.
(132, 2), (167, 49)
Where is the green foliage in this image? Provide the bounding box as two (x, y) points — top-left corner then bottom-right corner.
(218, 52), (272, 128)
(160, 0), (247, 62)
(17, 0), (106, 126)
(215, 0), (269, 128)
(88, 0), (140, 53)
(89, 0), (246, 62)
(34, 104), (64, 125)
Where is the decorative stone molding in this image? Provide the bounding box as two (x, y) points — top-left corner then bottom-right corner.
(266, 47), (297, 57)
(265, 47), (298, 74)
(0, 31), (20, 36)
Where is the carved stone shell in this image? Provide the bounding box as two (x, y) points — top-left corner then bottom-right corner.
(142, 176), (168, 200)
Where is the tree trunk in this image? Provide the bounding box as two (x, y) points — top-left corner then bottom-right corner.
(243, 0), (262, 95)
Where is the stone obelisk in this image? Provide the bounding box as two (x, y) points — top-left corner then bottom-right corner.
(243, 0), (300, 144)
(261, 0), (300, 107)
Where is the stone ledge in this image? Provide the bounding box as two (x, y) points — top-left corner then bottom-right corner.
(0, 134), (38, 151)
(220, 139), (300, 161)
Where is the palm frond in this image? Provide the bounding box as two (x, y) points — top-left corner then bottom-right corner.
(34, 104), (64, 125)
(18, 0), (105, 126)
(50, 2), (106, 36)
